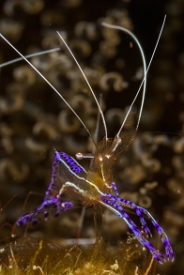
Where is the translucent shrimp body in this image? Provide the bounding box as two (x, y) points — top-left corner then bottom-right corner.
(0, 15), (174, 263)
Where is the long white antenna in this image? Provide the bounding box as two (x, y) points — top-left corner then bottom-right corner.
(0, 48), (60, 68)
(102, 22), (146, 134)
(57, 31), (108, 141)
(103, 15), (166, 137)
(0, 33), (97, 147)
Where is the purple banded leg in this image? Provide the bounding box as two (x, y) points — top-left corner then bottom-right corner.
(110, 182), (174, 261)
(117, 197), (151, 237)
(106, 188), (152, 237)
(17, 197), (73, 226)
(115, 195), (174, 261)
(101, 194), (165, 263)
(137, 206), (174, 261)
(111, 182), (119, 196)
(45, 152), (60, 198)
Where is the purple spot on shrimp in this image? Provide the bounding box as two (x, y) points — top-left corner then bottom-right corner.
(58, 152), (85, 174)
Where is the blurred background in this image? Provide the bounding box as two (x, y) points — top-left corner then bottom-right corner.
(0, 0), (184, 274)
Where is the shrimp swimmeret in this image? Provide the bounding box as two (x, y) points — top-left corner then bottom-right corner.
(0, 15), (174, 263)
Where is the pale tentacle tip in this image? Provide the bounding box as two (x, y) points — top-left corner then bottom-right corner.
(156, 254), (165, 265)
(167, 249), (175, 262)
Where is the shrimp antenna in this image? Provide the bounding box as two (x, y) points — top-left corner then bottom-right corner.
(102, 22), (146, 135)
(57, 32), (108, 141)
(0, 34), (97, 148)
(0, 48), (60, 68)
(102, 15), (166, 138)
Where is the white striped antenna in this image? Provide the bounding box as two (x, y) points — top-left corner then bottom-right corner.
(103, 15), (166, 138)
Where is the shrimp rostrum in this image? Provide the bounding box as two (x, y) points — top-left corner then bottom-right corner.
(0, 15), (174, 264)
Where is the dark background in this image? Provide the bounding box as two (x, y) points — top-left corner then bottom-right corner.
(0, 0), (184, 274)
